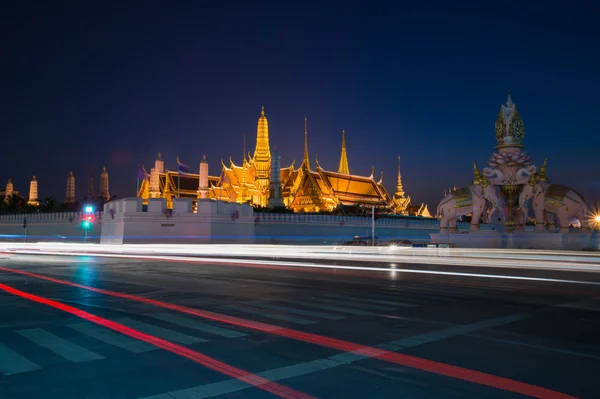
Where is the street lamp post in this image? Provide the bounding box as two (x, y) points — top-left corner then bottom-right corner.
(371, 206), (375, 247)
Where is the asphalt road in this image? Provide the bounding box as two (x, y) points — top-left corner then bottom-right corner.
(0, 251), (599, 399)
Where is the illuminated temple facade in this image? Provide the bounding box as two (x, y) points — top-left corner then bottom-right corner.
(137, 108), (428, 216)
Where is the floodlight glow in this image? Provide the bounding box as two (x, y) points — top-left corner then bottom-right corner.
(84, 206), (94, 214)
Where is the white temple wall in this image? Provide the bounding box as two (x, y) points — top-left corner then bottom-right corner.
(0, 211), (102, 243)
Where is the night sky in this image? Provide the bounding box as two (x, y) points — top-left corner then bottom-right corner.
(2, 1), (599, 209)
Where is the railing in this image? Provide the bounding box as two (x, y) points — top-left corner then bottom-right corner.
(254, 213), (441, 229)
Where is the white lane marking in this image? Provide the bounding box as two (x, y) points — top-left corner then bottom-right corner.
(69, 323), (156, 353)
(282, 299), (372, 316)
(247, 302), (345, 320)
(221, 305), (316, 325)
(9, 249), (600, 286)
(379, 314), (530, 351)
(114, 318), (206, 344)
(147, 313), (247, 338)
(322, 293), (418, 308)
(467, 334), (600, 360)
(315, 297), (397, 311)
(557, 297), (600, 312)
(17, 328), (104, 363)
(0, 342), (41, 375)
(137, 313), (529, 399)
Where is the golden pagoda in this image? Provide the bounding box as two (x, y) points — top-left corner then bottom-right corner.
(389, 156), (411, 214)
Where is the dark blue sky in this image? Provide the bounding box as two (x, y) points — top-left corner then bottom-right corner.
(2, 1), (599, 209)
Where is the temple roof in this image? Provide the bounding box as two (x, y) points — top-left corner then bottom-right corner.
(158, 172), (219, 196)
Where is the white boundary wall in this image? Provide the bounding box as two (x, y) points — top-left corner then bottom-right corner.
(0, 211), (102, 243)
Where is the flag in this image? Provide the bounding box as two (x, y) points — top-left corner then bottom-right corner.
(137, 164), (146, 180)
(177, 157), (191, 174)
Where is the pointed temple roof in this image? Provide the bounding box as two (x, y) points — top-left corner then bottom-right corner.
(338, 130), (349, 174)
(253, 106), (270, 161)
(394, 155), (405, 198)
(303, 117), (310, 169)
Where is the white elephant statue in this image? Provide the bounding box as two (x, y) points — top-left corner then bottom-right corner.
(519, 181), (589, 233)
(437, 183), (501, 233)
(482, 167), (504, 185)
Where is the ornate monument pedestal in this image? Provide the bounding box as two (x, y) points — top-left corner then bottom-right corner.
(431, 231), (597, 250)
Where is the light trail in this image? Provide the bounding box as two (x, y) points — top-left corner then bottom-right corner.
(0, 267), (579, 399)
(0, 282), (316, 399)
(3, 249), (600, 285)
(2, 242), (600, 273)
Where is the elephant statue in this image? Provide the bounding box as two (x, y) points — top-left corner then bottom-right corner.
(482, 167), (504, 185)
(519, 181), (589, 233)
(437, 183), (501, 233)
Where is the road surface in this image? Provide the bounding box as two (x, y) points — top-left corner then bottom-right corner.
(0, 250), (599, 398)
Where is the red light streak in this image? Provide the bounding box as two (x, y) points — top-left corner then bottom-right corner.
(0, 267), (577, 399)
(0, 282), (315, 399)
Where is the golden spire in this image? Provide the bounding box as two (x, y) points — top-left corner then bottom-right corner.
(472, 162), (483, 185)
(253, 106), (271, 193)
(303, 117), (310, 169)
(535, 158), (549, 182)
(243, 134), (246, 164)
(337, 129), (349, 174)
(394, 155), (405, 198)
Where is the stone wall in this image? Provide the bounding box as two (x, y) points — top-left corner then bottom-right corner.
(0, 198), (462, 245)
(253, 213), (442, 244)
(100, 198), (255, 245)
(0, 211), (102, 243)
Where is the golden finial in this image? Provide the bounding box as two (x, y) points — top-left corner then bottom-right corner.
(202, 154), (207, 162)
(535, 158), (548, 182)
(32, 175), (36, 180)
(157, 152), (161, 159)
(243, 134), (246, 162)
(371, 165), (375, 176)
(303, 117), (310, 169)
(261, 106), (265, 117)
(472, 162), (483, 185)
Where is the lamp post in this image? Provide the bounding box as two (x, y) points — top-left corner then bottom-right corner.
(371, 206), (375, 247)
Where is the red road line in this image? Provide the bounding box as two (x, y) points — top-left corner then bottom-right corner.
(0, 282), (316, 399)
(0, 266), (578, 399)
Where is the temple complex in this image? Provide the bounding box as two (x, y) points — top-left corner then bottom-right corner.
(137, 107), (427, 215)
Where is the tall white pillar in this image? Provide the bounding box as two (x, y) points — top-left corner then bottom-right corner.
(198, 155), (209, 199)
